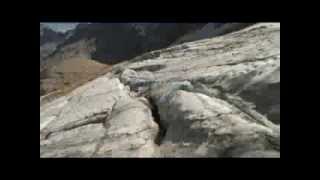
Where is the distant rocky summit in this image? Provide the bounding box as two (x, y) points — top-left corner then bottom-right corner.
(39, 23), (207, 97)
(40, 24), (66, 63)
(40, 23), (280, 157)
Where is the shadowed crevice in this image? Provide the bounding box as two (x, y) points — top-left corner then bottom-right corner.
(146, 96), (167, 145)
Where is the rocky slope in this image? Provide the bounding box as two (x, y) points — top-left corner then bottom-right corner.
(40, 24), (65, 46)
(40, 23), (280, 157)
(40, 24), (66, 64)
(39, 23), (208, 97)
(42, 23), (206, 66)
(40, 23), (253, 97)
(172, 23), (254, 45)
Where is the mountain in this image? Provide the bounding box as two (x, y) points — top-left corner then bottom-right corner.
(40, 23), (207, 96)
(40, 24), (67, 64)
(41, 23), (253, 72)
(40, 23), (280, 157)
(39, 23), (258, 103)
(48, 23), (206, 64)
(40, 24), (64, 45)
(172, 23), (254, 45)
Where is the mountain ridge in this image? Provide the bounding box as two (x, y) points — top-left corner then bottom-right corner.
(40, 23), (280, 157)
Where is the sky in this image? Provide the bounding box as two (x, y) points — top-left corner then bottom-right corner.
(41, 23), (79, 33)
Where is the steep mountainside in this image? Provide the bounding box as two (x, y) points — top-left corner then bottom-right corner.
(172, 23), (254, 45)
(39, 23), (207, 97)
(40, 23), (280, 157)
(40, 23), (254, 95)
(44, 23), (206, 65)
(40, 24), (67, 64)
(40, 24), (65, 45)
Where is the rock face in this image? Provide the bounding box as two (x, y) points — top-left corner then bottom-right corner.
(45, 23), (206, 65)
(39, 23), (210, 98)
(40, 23), (280, 157)
(40, 24), (65, 46)
(40, 24), (66, 63)
(40, 23), (206, 95)
(40, 77), (159, 157)
(172, 23), (253, 45)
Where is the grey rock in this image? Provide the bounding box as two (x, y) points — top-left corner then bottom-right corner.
(40, 24), (66, 65)
(238, 150), (280, 158)
(40, 23), (280, 157)
(153, 90), (278, 157)
(172, 23), (253, 45)
(123, 23), (280, 124)
(40, 76), (159, 157)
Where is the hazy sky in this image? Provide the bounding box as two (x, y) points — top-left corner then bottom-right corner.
(41, 23), (79, 33)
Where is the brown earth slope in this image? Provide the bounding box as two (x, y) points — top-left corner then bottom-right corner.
(40, 57), (111, 104)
